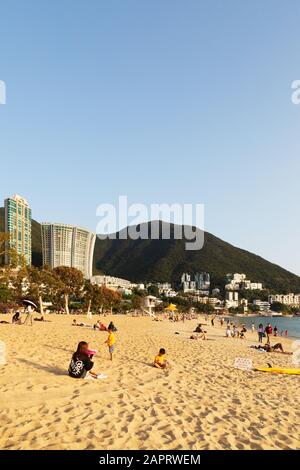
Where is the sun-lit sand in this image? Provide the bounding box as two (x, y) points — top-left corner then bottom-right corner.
(0, 313), (299, 450)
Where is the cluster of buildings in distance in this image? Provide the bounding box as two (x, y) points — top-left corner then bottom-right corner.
(2, 194), (300, 313)
(225, 273), (263, 291)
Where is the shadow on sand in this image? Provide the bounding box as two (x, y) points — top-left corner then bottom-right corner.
(18, 358), (67, 376)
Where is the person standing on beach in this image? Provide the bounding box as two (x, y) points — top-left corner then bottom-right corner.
(251, 323), (255, 333)
(23, 305), (34, 326)
(265, 323), (273, 344)
(105, 327), (116, 361)
(258, 323), (264, 343)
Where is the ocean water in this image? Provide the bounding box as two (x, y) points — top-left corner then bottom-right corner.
(224, 316), (300, 340)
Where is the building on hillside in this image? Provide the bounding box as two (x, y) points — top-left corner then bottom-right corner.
(4, 194), (32, 266)
(91, 275), (132, 289)
(91, 275), (145, 292)
(180, 272), (210, 294)
(253, 299), (271, 312)
(192, 296), (222, 307)
(268, 293), (300, 307)
(226, 273), (263, 291)
(154, 282), (177, 297)
(225, 291), (239, 309)
(41, 223), (95, 279)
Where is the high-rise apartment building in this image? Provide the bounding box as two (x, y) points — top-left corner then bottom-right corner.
(4, 194), (32, 266)
(180, 272), (210, 293)
(41, 223), (95, 279)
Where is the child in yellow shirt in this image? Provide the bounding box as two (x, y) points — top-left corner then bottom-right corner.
(105, 328), (116, 361)
(154, 348), (167, 369)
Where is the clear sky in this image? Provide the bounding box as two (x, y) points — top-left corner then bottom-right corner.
(1, 1), (300, 274)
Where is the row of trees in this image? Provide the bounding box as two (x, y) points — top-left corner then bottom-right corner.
(0, 265), (122, 314)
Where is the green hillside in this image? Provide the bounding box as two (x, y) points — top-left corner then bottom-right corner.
(1, 211), (300, 292)
(93, 221), (300, 292)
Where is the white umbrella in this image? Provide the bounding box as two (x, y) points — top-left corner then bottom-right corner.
(22, 300), (38, 309)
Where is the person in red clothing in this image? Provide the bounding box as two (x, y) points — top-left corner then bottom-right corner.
(265, 323), (273, 344)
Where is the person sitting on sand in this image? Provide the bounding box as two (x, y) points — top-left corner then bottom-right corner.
(107, 321), (117, 332)
(68, 341), (101, 379)
(154, 348), (168, 369)
(12, 311), (21, 324)
(194, 324), (206, 334)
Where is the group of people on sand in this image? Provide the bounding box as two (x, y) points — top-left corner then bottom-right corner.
(69, 330), (168, 380)
(2, 307), (46, 326)
(69, 324), (117, 379)
(225, 321), (246, 339)
(257, 323), (288, 343)
(190, 323), (207, 340)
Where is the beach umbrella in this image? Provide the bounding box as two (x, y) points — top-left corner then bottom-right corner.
(22, 299), (38, 309)
(165, 303), (177, 312)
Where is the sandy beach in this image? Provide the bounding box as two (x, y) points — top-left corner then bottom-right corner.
(0, 314), (299, 450)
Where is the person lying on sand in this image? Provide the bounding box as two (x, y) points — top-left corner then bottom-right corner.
(251, 343), (292, 355)
(190, 332), (206, 340)
(69, 341), (102, 379)
(93, 320), (107, 331)
(154, 348), (168, 369)
(72, 319), (91, 327)
(263, 343), (292, 354)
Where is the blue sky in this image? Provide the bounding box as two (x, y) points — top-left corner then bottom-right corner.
(1, 0), (300, 274)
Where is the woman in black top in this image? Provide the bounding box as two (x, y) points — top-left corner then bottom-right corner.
(68, 341), (99, 379)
